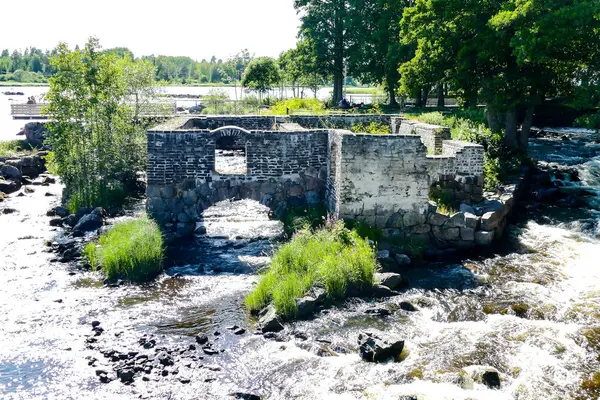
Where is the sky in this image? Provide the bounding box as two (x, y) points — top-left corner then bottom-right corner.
(1, 0), (301, 60)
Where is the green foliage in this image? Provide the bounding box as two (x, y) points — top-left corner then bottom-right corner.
(44, 38), (156, 211)
(280, 204), (327, 237)
(241, 57), (281, 97)
(429, 187), (456, 215)
(84, 216), (164, 282)
(575, 111), (600, 131)
(0, 140), (32, 157)
(400, 0), (600, 149)
(351, 122), (391, 135)
(245, 221), (376, 317)
(344, 220), (384, 242)
(410, 112), (445, 126)
(269, 98), (326, 115)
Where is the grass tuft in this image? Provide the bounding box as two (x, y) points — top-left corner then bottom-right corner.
(83, 216), (164, 282)
(245, 221), (376, 317)
(0, 140), (33, 157)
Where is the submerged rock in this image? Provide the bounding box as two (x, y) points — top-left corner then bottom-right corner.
(358, 332), (404, 363)
(463, 366), (501, 389)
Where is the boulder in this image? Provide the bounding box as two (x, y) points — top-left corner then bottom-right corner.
(464, 213), (479, 229)
(428, 213), (449, 226)
(73, 213), (103, 232)
(259, 305), (284, 333)
(374, 272), (403, 290)
(295, 296), (317, 319)
(117, 368), (135, 383)
(376, 250), (390, 260)
(1, 164), (21, 180)
(63, 214), (78, 227)
(157, 351), (174, 366)
(364, 307), (392, 317)
(474, 230), (495, 246)
(371, 284), (396, 298)
(400, 301), (418, 312)
(20, 122), (48, 147)
(358, 332), (404, 363)
(480, 212), (500, 231)
(0, 179), (19, 194)
(394, 254), (411, 266)
(459, 204), (475, 214)
(463, 366), (501, 389)
(460, 228), (475, 241)
(445, 212), (466, 228)
(403, 211), (426, 227)
(433, 227), (460, 241)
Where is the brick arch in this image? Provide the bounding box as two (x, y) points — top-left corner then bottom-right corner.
(212, 126), (249, 152)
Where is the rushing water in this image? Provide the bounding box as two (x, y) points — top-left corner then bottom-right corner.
(1, 128), (600, 399)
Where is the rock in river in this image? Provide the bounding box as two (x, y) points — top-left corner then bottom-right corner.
(73, 213), (103, 233)
(358, 332), (404, 363)
(259, 304), (284, 333)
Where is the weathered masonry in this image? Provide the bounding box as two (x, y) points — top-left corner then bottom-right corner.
(147, 115), (515, 249)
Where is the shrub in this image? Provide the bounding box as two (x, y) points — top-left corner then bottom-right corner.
(245, 221), (376, 317)
(84, 216), (164, 282)
(280, 204), (327, 237)
(351, 122), (391, 134)
(269, 98), (326, 115)
(412, 111), (446, 126)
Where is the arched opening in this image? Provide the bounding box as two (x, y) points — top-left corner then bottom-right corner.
(214, 128), (248, 175)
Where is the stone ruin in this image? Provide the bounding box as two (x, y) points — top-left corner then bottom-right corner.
(146, 114), (517, 249)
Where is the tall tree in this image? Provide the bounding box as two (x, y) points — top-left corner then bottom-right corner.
(347, 0), (412, 106)
(241, 57), (282, 100)
(400, 0), (600, 151)
(295, 0), (349, 104)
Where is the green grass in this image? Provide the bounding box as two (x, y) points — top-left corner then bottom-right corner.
(343, 87), (382, 95)
(0, 140), (33, 157)
(245, 221), (377, 317)
(83, 216), (164, 282)
(268, 98), (327, 115)
(351, 121), (391, 134)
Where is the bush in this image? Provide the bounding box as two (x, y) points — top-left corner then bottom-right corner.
(411, 111), (446, 126)
(245, 221), (376, 317)
(0, 140), (32, 157)
(269, 98), (326, 115)
(351, 122), (391, 134)
(84, 216), (164, 282)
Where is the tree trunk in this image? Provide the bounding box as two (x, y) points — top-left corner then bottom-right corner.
(414, 89), (423, 108)
(422, 86), (430, 108)
(486, 108), (504, 132)
(437, 83), (445, 108)
(386, 76), (398, 107)
(504, 108), (519, 150)
(519, 105), (535, 152)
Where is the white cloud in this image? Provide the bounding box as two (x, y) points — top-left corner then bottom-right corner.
(0, 0), (301, 60)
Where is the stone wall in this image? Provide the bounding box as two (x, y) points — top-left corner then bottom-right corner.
(332, 132), (430, 228)
(147, 121), (329, 237)
(146, 115), (500, 249)
(177, 114), (392, 132)
(391, 117), (451, 154)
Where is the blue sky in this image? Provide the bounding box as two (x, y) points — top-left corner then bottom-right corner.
(1, 0), (301, 60)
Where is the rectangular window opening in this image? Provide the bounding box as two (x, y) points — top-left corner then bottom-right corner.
(215, 136), (247, 175)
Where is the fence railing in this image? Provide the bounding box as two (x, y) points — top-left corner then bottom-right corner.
(10, 102), (177, 118)
(11, 103), (45, 116)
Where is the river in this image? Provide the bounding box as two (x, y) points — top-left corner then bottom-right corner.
(1, 121), (600, 398)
